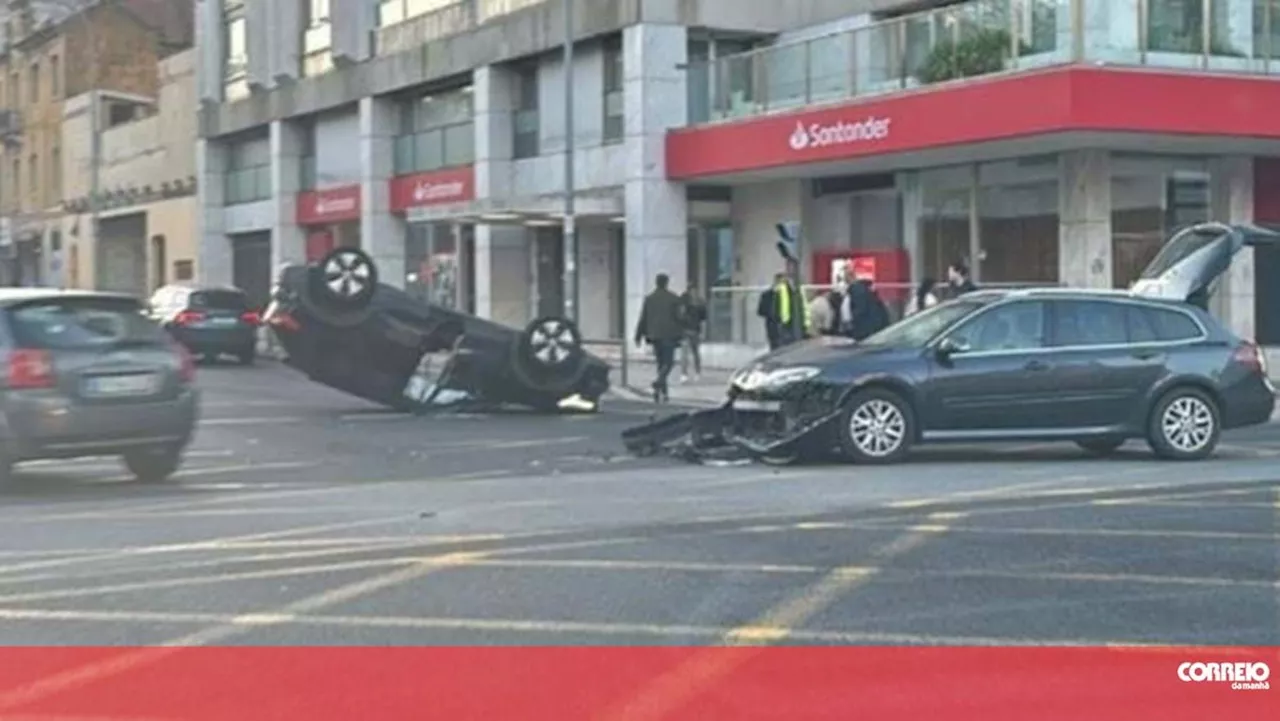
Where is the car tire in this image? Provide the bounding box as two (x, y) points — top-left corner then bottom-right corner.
(314, 247), (379, 308)
(1076, 438), (1125, 456)
(124, 445), (183, 484)
(835, 388), (915, 465)
(1146, 387), (1221, 461)
(510, 316), (588, 395)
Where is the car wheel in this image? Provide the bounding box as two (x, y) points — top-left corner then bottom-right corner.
(1146, 387), (1221, 461)
(510, 316), (588, 395)
(1076, 438), (1125, 456)
(836, 388), (915, 464)
(314, 247), (379, 311)
(124, 445), (183, 483)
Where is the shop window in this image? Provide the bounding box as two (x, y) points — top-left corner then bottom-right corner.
(687, 223), (735, 342)
(602, 35), (623, 143)
(512, 62), (539, 159)
(1111, 154), (1208, 288)
(405, 223), (459, 309)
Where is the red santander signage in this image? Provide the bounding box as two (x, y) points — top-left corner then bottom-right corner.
(389, 165), (474, 212)
(666, 67), (1280, 179)
(297, 185), (361, 225)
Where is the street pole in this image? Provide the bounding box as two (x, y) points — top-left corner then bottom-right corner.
(561, 0), (578, 322)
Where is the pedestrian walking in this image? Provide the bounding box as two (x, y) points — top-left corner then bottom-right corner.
(634, 273), (684, 403)
(678, 284), (706, 383)
(947, 260), (977, 296)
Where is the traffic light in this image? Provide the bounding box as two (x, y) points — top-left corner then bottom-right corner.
(775, 222), (800, 263)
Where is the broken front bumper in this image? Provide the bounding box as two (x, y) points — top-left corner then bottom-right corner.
(621, 383), (846, 462)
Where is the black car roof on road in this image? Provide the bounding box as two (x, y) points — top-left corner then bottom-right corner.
(0, 288), (140, 307)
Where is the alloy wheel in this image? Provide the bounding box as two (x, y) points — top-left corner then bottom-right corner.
(848, 399), (906, 458)
(529, 319), (577, 366)
(1160, 396), (1214, 453)
(323, 250), (373, 299)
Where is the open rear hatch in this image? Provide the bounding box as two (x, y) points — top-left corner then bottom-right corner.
(1130, 222), (1280, 302)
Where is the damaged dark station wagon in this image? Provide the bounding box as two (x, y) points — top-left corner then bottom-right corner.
(624, 222), (1277, 464)
(264, 247), (610, 413)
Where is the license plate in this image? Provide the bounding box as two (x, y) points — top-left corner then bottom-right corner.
(205, 317), (239, 326)
(733, 399), (782, 412)
(84, 373), (158, 397)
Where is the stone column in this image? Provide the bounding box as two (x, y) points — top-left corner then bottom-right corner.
(472, 63), (527, 324)
(1057, 149), (1112, 288)
(332, 0), (375, 65)
(195, 0), (224, 102)
(245, 0), (271, 91)
(623, 23), (688, 351)
(360, 95), (406, 288)
(196, 139), (232, 285)
(1209, 155), (1256, 339)
(269, 120), (307, 269)
(268, 0), (302, 84)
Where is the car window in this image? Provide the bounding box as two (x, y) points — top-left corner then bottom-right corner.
(860, 299), (993, 348)
(1145, 306), (1202, 341)
(948, 301), (1046, 352)
(1052, 300), (1128, 346)
(189, 290), (247, 312)
(1138, 226), (1225, 279)
(1125, 305), (1160, 343)
(8, 297), (169, 350)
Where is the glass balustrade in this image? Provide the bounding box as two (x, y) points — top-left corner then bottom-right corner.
(687, 0), (1280, 126)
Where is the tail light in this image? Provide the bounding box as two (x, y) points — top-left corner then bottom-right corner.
(176, 344), (196, 384)
(8, 349), (55, 389)
(175, 310), (205, 326)
(240, 311), (261, 325)
(1233, 340), (1266, 374)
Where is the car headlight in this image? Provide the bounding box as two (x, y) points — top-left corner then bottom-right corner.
(732, 366), (821, 391)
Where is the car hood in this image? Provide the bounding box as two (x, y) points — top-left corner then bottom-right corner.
(750, 337), (913, 371)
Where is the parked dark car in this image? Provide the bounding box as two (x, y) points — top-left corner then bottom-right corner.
(149, 284), (260, 364)
(262, 247), (610, 412)
(0, 289), (199, 486)
(625, 222), (1277, 463)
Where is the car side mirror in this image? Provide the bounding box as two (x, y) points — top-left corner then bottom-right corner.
(936, 337), (970, 359)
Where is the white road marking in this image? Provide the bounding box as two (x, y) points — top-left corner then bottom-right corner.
(199, 416), (308, 426)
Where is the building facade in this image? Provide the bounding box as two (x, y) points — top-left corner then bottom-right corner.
(195, 0), (1280, 362)
(0, 0), (193, 289)
(61, 48), (198, 294)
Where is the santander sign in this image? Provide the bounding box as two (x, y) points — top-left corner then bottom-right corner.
(788, 116), (891, 151)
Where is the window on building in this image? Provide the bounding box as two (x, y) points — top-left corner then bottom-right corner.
(7, 71), (17, 107)
(512, 62), (539, 159)
(50, 146), (60, 197)
(223, 2), (248, 96)
(28, 62), (37, 103)
(378, 0), (455, 27)
(27, 153), (36, 204)
(602, 35), (623, 143)
(393, 87), (474, 174)
(306, 0), (330, 25)
(223, 136), (271, 205)
(48, 54), (58, 98)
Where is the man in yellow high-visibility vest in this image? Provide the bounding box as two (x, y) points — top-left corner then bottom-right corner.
(770, 273), (808, 348)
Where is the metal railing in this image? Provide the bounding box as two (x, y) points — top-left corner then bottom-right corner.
(393, 121), (476, 175)
(702, 281), (1059, 346)
(687, 0), (1280, 126)
(223, 165), (271, 205)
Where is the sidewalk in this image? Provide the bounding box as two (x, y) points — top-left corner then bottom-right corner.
(609, 358), (732, 406)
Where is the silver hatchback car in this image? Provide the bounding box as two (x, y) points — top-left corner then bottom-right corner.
(0, 289), (200, 486)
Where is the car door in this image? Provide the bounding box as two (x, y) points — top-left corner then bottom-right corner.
(1130, 223), (1280, 302)
(1042, 299), (1170, 429)
(922, 299), (1055, 431)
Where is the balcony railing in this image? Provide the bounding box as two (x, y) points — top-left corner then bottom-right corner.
(224, 166), (271, 206)
(687, 0), (1280, 126)
(375, 0), (548, 57)
(393, 121), (475, 175)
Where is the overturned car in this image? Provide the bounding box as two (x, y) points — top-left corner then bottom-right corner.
(624, 222), (1278, 464)
(263, 247), (609, 412)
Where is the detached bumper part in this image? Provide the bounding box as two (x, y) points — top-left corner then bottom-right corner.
(621, 395), (842, 464)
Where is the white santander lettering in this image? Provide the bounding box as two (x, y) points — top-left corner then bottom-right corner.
(788, 117), (891, 151)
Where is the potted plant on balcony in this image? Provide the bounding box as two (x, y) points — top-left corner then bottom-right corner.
(918, 27), (1028, 84)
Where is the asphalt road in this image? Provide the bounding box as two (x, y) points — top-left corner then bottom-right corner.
(0, 360), (1274, 660)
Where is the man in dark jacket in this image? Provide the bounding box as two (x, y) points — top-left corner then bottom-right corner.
(758, 273), (806, 349)
(635, 273), (683, 402)
(842, 279), (890, 341)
